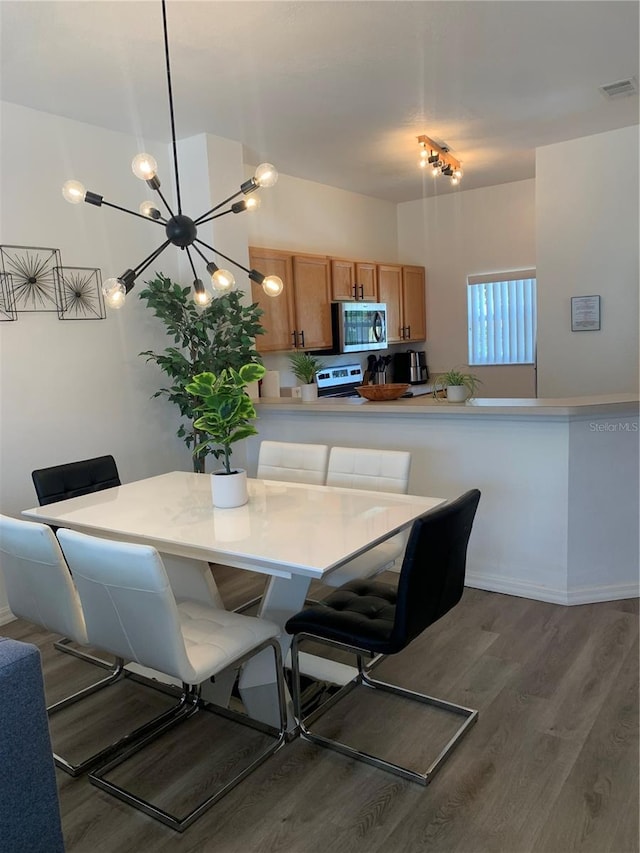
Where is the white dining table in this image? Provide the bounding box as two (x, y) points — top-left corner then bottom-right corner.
(23, 471), (445, 728)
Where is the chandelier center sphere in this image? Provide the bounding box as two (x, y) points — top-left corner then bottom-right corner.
(166, 214), (197, 248)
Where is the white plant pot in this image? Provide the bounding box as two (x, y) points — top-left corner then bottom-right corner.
(211, 468), (248, 508)
(446, 385), (468, 403)
(300, 383), (318, 402)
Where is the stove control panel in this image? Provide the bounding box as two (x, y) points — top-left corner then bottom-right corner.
(316, 364), (364, 397)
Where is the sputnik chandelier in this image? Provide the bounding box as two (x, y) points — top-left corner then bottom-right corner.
(417, 135), (463, 186)
(62, 0), (283, 310)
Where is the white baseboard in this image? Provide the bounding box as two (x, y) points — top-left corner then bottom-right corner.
(0, 606), (16, 627)
(466, 570), (639, 606)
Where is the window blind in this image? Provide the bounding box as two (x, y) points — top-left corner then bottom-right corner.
(467, 271), (536, 365)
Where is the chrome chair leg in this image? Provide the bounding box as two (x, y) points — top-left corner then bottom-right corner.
(89, 638), (288, 832)
(49, 659), (193, 777)
(53, 636), (113, 669)
(290, 633), (478, 786)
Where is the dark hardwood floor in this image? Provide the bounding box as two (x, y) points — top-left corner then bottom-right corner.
(2, 566), (638, 853)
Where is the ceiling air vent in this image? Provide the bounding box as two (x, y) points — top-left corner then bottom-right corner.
(599, 78), (638, 99)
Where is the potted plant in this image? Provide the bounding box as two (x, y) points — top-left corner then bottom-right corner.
(186, 363), (266, 507)
(139, 273), (265, 473)
(435, 369), (481, 403)
(288, 352), (326, 402)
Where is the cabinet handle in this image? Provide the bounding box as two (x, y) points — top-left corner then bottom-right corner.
(352, 284), (357, 299)
(359, 284), (364, 299)
(292, 330), (298, 348)
(299, 330), (305, 348)
(406, 324), (411, 339)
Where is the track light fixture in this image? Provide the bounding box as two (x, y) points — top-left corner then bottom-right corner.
(417, 135), (463, 186)
(62, 1), (283, 310)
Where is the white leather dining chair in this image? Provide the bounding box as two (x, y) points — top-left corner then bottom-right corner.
(323, 447), (412, 587)
(257, 440), (329, 485)
(0, 513), (161, 776)
(56, 527), (287, 833)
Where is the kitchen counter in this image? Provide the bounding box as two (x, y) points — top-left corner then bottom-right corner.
(246, 391), (639, 607)
(256, 392), (639, 419)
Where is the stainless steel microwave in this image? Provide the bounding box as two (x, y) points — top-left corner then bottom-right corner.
(330, 302), (388, 353)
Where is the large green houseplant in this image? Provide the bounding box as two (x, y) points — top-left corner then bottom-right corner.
(139, 273), (265, 472)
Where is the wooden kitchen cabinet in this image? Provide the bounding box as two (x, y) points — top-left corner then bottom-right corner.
(249, 248), (332, 352)
(377, 263), (426, 343)
(331, 259), (377, 301)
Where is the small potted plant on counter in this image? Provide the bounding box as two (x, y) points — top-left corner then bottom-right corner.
(186, 362), (266, 507)
(288, 352), (326, 402)
(435, 369), (481, 403)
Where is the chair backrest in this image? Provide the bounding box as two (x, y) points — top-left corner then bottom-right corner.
(0, 514), (87, 644)
(257, 441), (329, 485)
(326, 447), (411, 494)
(389, 489), (481, 653)
(32, 455), (121, 506)
(56, 529), (196, 683)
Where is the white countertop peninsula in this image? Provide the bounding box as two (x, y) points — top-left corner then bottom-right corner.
(246, 393), (639, 607)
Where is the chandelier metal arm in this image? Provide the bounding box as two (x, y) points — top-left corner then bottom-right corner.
(151, 185), (176, 219)
(194, 190), (244, 225)
(98, 199), (167, 225)
(132, 240), (172, 277)
(190, 243), (210, 266)
(161, 0), (183, 215)
(184, 247), (199, 282)
(195, 209), (234, 226)
(194, 238), (251, 276)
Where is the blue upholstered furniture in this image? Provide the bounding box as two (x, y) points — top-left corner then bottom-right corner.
(0, 637), (65, 852)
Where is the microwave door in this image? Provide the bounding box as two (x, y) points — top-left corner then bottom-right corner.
(372, 311), (384, 343)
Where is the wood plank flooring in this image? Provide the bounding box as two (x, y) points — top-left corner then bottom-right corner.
(2, 567), (638, 853)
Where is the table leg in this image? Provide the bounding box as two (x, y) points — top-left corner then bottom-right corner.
(238, 573), (311, 729)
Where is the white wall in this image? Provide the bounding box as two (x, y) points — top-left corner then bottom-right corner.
(0, 102), (194, 621)
(536, 125), (639, 396)
(397, 180), (536, 396)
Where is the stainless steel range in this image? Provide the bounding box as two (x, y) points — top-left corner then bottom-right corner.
(315, 364), (364, 398)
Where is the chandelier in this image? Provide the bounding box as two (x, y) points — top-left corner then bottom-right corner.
(62, 0), (283, 310)
(417, 135), (463, 186)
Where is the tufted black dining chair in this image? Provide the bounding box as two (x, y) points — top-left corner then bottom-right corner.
(285, 489), (481, 786)
(32, 455), (121, 506)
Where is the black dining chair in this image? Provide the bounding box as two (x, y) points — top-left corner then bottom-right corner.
(32, 454), (121, 506)
(31, 454), (121, 667)
(285, 488), (481, 786)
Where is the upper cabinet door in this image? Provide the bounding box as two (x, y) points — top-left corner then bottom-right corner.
(377, 264), (403, 343)
(402, 265), (426, 342)
(249, 247), (296, 353)
(331, 259), (356, 301)
(355, 262), (377, 301)
(293, 255), (333, 350)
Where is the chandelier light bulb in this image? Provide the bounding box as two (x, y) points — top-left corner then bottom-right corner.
(131, 153), (158, 181)
(419, 160), (427, 168)
(454, 167), (463, 179)
(62, 180), (86, 204)
(102, 278), (126, 309)
(431, 165), (439, 176)
(262, 275), (284, 297)
(245, 196), (261, 212)
(254, 163), (278, 188)
(211, 269), (235, 293)
(420, 148), (429, 160)
(139, 200), (160, 219)
(451, 175), (459, 186)
(193, 279), (212, 306)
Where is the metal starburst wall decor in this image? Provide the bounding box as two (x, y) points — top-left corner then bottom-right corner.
(0, 245), (61, 312)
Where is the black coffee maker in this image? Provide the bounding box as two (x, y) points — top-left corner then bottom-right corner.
(393, 350), (429, 385)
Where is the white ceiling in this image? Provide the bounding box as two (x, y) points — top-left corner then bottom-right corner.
(1, 1), (638, 203)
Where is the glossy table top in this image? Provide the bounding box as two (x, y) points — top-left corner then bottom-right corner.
(23, 471), (445, 580)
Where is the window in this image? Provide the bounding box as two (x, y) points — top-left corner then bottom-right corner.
(467, 270), (537, 365)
